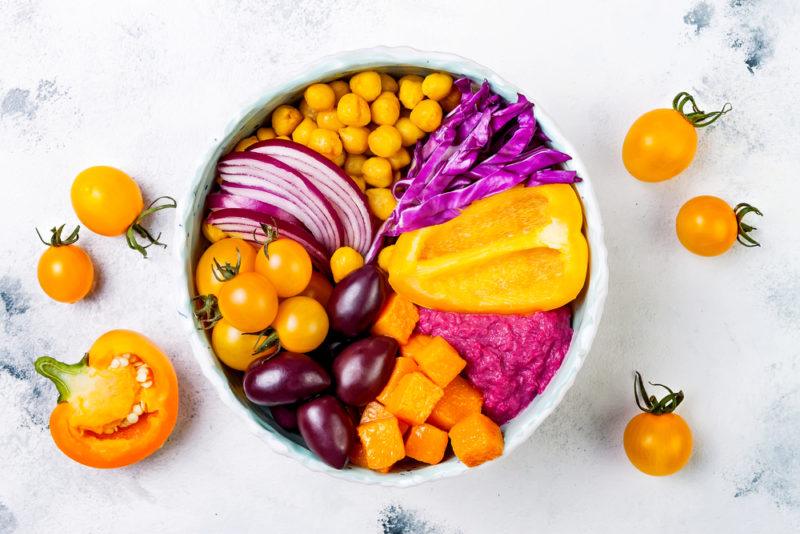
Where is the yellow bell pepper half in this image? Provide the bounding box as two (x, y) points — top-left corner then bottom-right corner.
(386, 185), (588, 314)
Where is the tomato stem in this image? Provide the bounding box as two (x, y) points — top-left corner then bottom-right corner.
(734, 202), (763, 248)
(212, 248), (242, 282)
(252, 327), (280, 355)
(192, 294), (222, 330)
(125, 196), (177, 258)
(672, 92), (732, 128)
(36, 224), (80, 247)
(34, 354), (89, 403)
(633, 371), (684, 414)
(255, 222), (280, 259)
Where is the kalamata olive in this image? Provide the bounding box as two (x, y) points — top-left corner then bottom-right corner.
(333, 336), (398, 406)
(270, 404), (298, 431)
(308, 334), (353, 371)
(243, 352), (330, 406)
(297, 395), (355, 469)
(326, 265), (389, 337)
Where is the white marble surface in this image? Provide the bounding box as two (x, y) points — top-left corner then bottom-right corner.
(1, 1), (798, 532)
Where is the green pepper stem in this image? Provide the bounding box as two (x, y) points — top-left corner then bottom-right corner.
(34, 354), (89, 403)
(125, 196), (177, 258)
(672, 92), (732, 128)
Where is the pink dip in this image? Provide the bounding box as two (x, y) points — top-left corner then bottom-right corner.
(417, 307), (573, 424)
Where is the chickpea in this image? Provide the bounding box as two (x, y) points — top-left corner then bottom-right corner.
(234, 136), (258, 152)
(380, 73), (399, 93)
(306, 128), (343, 159)
(349, 71), (382, 102)
(338, 126), (369, 154)
(344, 154), (366, 176)
(337, 93), (371, 127)
(440, 86), (462, 113)
(387, 147), (411, 170)
(304, 83), (336, 111)
(349, 174), (366, 192)
(330, 246), (365, 283)
(395, 117), (425, 146)
(271, 105), (303, 136)
(377, 244), (396, 271)
(370, 92), (401, 126)
(333, 151), (346, 167)
(368, 125), (403, 158)
(329, 80), (350, 103)
(410, 99), (443, 133)
(276, 135), (291, 140)
(365, 188), (397, 221)
(256, 127), (276, 141)
(421, 72), (454, 101)
(291, 117), (317, 145)
(316, 110), (345, 131)
(398, 75), (424, 109)
(299, 98), (317, 120)
(362, 157), (393, 188)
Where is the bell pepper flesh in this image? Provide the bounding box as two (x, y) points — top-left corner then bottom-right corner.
(387, 185), (588, 313)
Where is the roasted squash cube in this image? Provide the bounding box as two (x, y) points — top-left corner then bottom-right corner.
(360, 400), (409, 435)
(404, 424), (449, 465)
(411, 336), (466, 388)
(376, 357), (418, 405)
(427, 375), (483, 431)
(357, 417), (405, 470)
(383, 371), (443, 425)
(400, 333), (433, 360)
(371, 293), (419, 344)
(449, 413), (504, 467)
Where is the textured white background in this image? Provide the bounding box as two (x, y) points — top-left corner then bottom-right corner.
(1, 1), (798, 533)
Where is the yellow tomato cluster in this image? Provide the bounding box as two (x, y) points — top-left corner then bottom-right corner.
(239, 71), (459, 221)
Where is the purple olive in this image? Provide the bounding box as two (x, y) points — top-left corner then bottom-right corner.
(326, 265), (389, 337)
(297, 395), (355, 469)
(243, 352), (330, 406)
(270, 404), (298, 431)
(333, 336), (398, 406)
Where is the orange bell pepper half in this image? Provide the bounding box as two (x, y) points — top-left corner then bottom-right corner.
(34, 329), (179, 468)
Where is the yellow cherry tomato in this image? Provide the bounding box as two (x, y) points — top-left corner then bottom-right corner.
(398, 75), (424, 109)
(624, 372), (692, 476)
(362, 157), (393, 188)
(217, 272), (278, 334)
(344, 154), (366, 176)
(298, 271), (334, 306)
(307, 128), (343, 160)
(271, 296), (329, 353)
(330, 246), (365, 283)
(36, 225), (94, 303)
(329, 80), (350, 104)
(370, 92), (401, 126)
(338, 126), (369, 154)
(365, 188), (397, 221)
(271, 105), (303, 136)
(202, 222), (227, 243)
(421, 72), (453, 101)
(368, 125), (403, 158)
(337, 93), (371, 127)
(623, 92), (731, 182)
(349, 71), (382, 102)
(396, 117), (425, 146)
(377, 245), (395, 272)
(256, 127), (276, 141)
(195, 238), (257, 297)
(212, 319), (276, 371)
(304, 83), (336, 111)
(71, 166), (143, 236)
(675, 196), (761, 256)
(410, 99), (443, 133)
(291, 117), (317, 145)
(254, 238), (312, 298)
(380, 73), (399, 93)
(387, 147), (411, 170)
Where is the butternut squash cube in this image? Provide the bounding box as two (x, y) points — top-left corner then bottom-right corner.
(376, 357), (418, 405)
(404, 424), (448, 465)
(410, 336), (466, 388)
(427, 375), (483, 431)
(371, 293), (419, 344)
(357, 417), (405, 470)
(400, 333), (433, 360)
(383, 371), (443, 425)
(449, 413), (504, 467)
(360, 400), (409, 435)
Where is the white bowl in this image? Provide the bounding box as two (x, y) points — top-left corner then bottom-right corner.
(174, 46), (608, 487)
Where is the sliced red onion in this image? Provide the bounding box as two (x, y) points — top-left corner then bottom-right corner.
(206, 192), (304, 228)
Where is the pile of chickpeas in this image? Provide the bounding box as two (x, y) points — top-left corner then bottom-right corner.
(233, 71), (460, 221)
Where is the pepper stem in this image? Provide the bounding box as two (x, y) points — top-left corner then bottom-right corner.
(36, 224), (80, 247)
(125, 196), (177, 258)
(672, 92), (732, 127)
(633, 371), (684, 415)
(734, 203), (763, 248)
(34, 354), (89, 403)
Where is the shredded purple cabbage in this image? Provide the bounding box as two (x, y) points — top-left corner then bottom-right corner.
(365, 79), (580, 262)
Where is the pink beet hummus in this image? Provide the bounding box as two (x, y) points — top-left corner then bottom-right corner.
(417, 307), (573, 424)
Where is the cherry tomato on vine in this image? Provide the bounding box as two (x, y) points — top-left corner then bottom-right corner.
(195, 238), (257, 297)
(36, 225), (94, 303)
(622, 92), (731, 182)
(255, 238), (312, 298)
(211, 318), (277, 371)
(676, 196), (762, 256)
(623, 372), (692, 476)
(70, 165), (176, 256)
(299, 272), (334, 307)
(217, 272), (278, 333)
(271, 296), (329, 353)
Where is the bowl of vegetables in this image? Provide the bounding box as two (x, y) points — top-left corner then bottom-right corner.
(175, 47), (608, 486)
